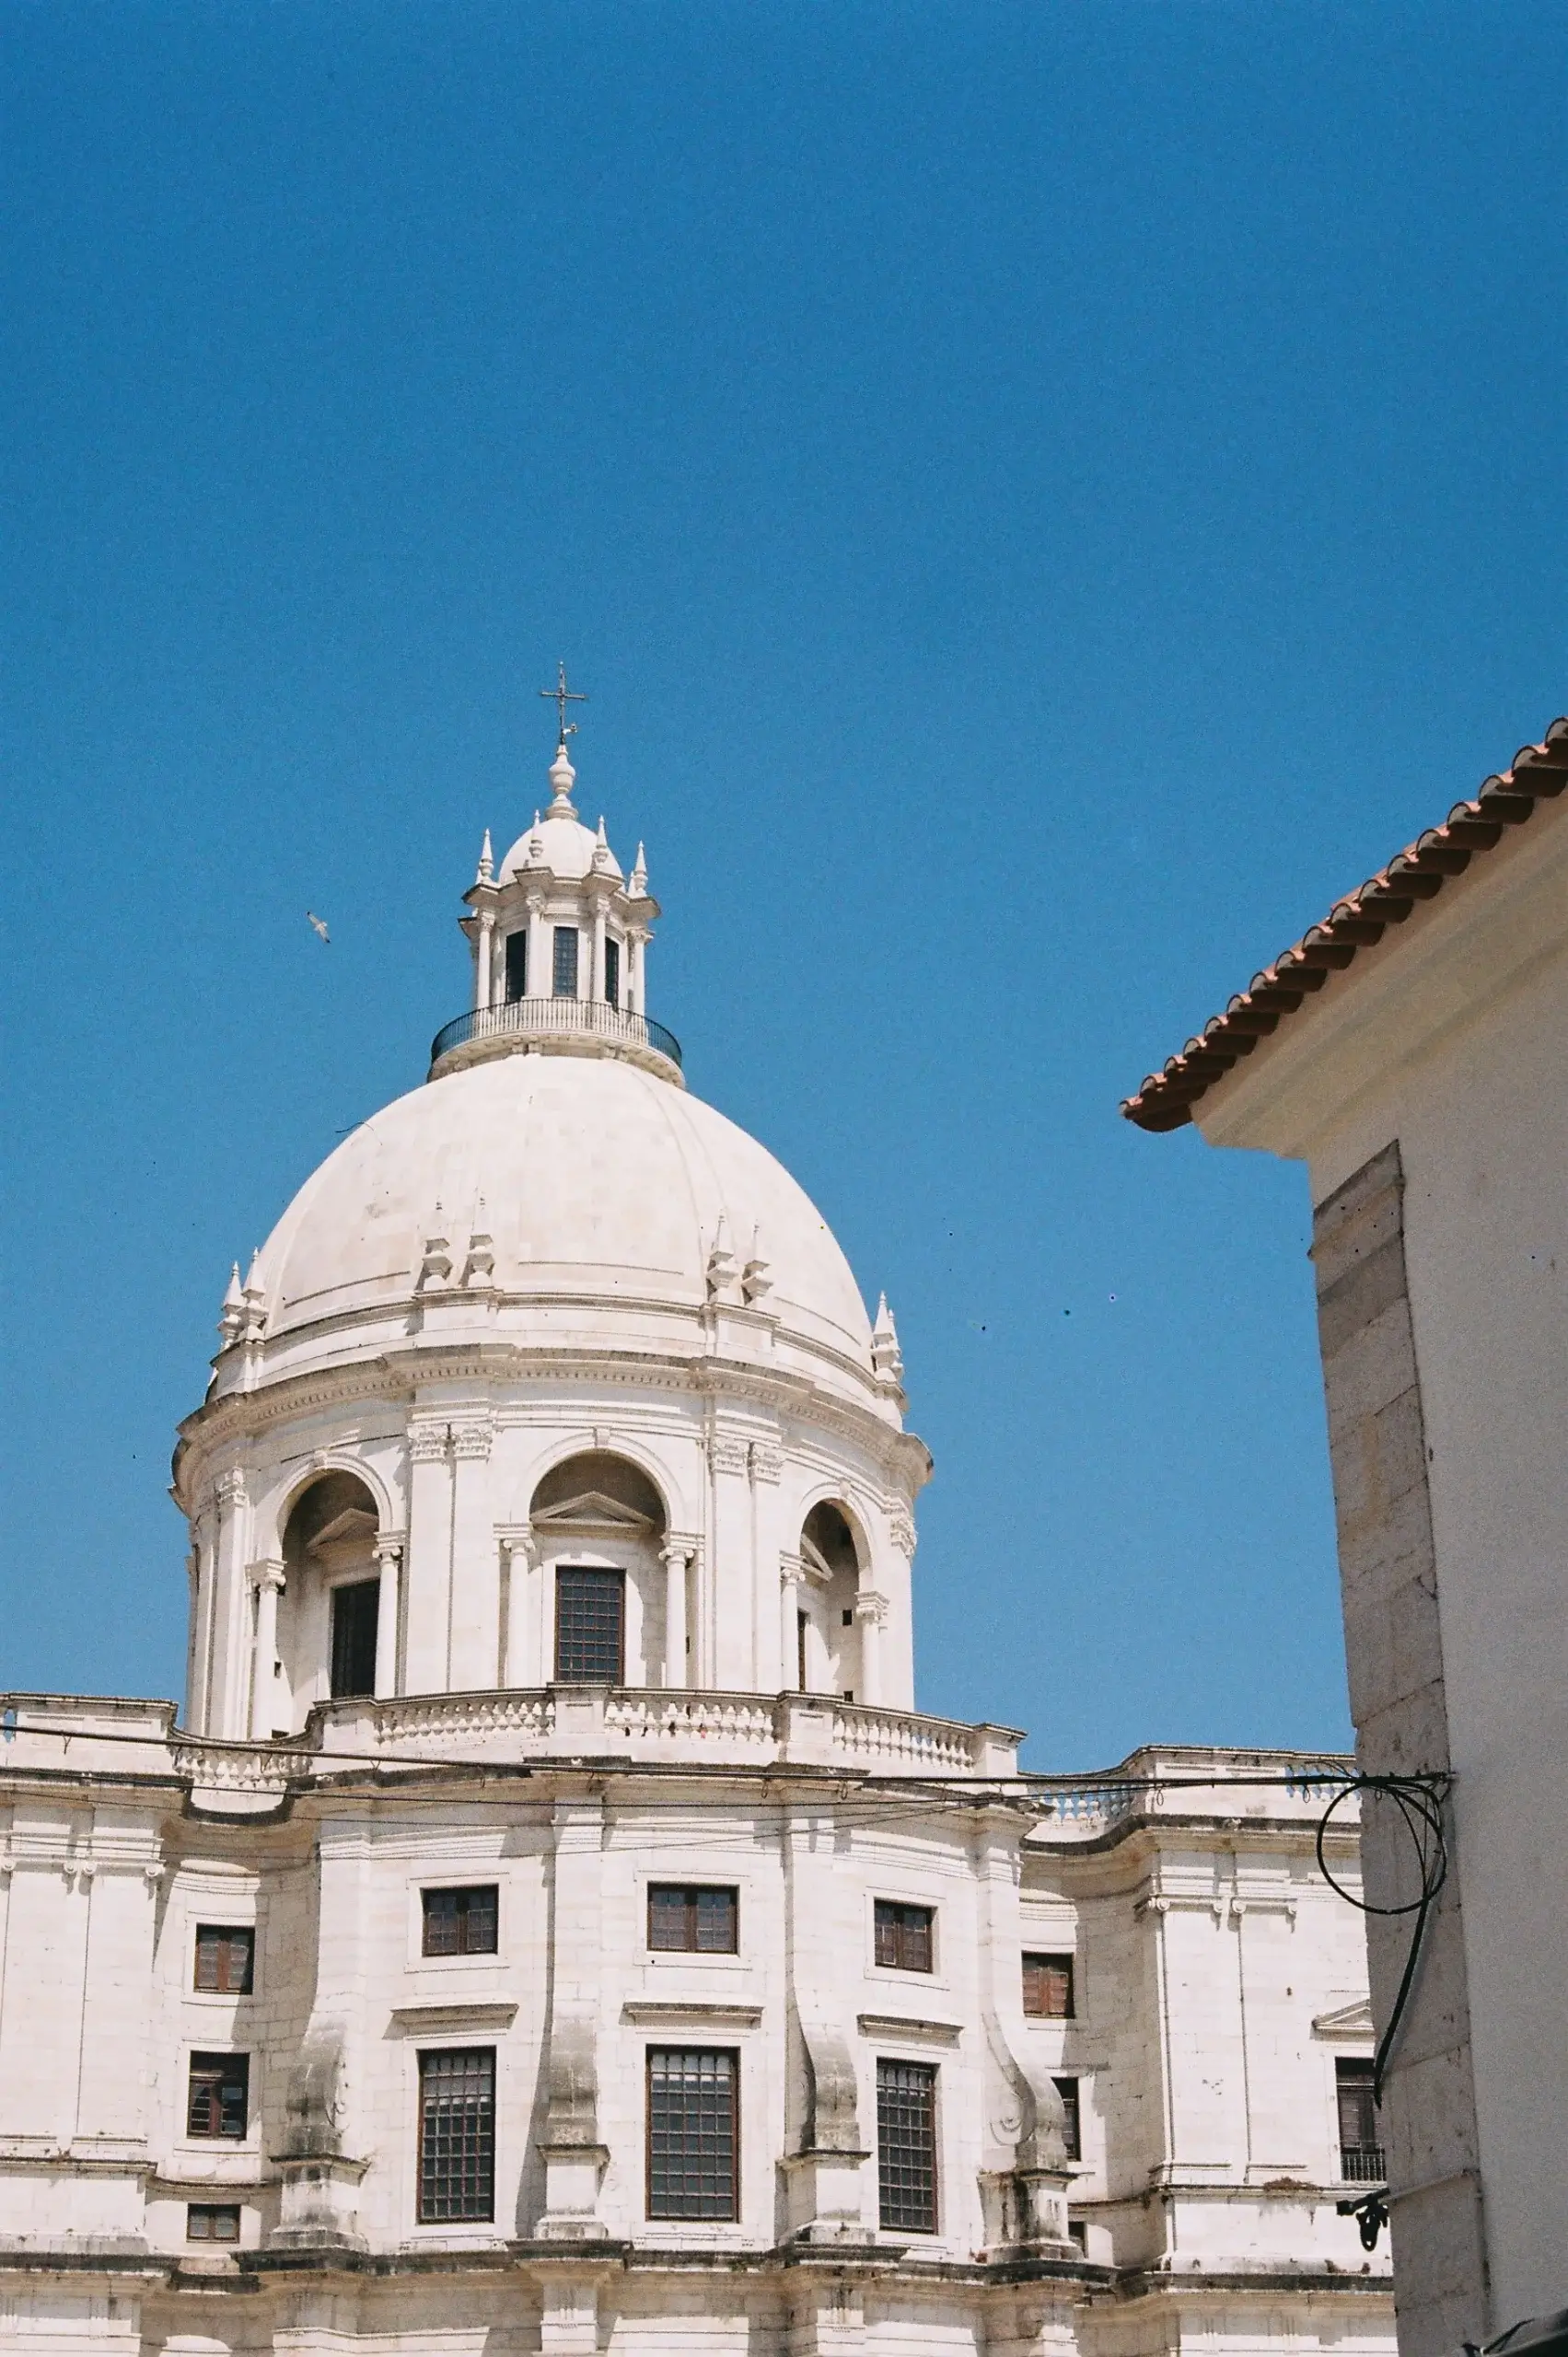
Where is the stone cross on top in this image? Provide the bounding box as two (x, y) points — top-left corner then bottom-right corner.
(540, 661), (587, 747)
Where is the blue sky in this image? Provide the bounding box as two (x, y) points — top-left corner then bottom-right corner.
(3, 2), (1562, 1766)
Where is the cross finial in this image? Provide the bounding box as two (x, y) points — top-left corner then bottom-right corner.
(540, 661), (587, 748)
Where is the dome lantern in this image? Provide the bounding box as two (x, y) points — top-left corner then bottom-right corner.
(437, 674), (678, 1084)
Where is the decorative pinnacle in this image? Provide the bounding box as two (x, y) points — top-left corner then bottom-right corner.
(539, 660), (587, 749)
(546, 744), (578, 818)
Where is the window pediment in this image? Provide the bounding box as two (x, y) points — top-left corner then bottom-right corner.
(532, 1490), (657, 1537)
(1313, 1999), (1376, 2041)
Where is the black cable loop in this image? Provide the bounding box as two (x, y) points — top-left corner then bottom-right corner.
(1314, 1769), (1451, 2105)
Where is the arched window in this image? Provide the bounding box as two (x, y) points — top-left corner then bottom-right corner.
(530, 1453), (666, 1688)
(282, 1471), (381, 1705)
(799, 1503), (862, 1699)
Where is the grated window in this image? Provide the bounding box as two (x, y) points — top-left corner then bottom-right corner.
(646, 2048), (738, 2219)
(417, 2048), (494, 2223)
(877, 2058), (937, 2232)
(554, 1568), (624, 1684)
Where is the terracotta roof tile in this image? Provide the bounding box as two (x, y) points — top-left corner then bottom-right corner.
(1122, 717), (1568, 1133)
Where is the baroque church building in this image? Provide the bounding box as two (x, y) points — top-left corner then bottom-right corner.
(2, 714), (1394, 2355)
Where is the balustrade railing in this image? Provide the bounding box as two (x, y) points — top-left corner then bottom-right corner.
(429, 996), (682, 1075)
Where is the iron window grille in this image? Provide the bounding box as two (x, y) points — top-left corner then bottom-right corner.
(194, 1925), (254, 1995)
(604, 937), (621, 1010)
(329, 1578), (379, 1699)
(1053, 2075), (1081, 2162)
(417, 2048), (495, 2223)
(552, 925), (579, 997)
(648, 1885), (738, 1954)
(646, 2048), (738, 2220)
(1336, 2058), (1385, 2182)
(877, 2058), (937, 2233)
(874, 1899), (934, 1973)
(422, 1886), (499, 1957)
(186, 2203), (240, 2244)
(505, 929), (528, 1002)
(1022, 1952), (1074, 2019)
(187, 2052), (250, 2141)
(554, 1567), (625, 1684)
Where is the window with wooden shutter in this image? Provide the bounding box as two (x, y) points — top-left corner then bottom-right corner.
(648, 1885), (738, 1954)
(186, 2203), (240, 2243)
(505, 930), (528, 1001)
(1053, 2074), (1081, 2162)
(1336, 2058), (1384, 2182)
(194, 1925), (255, 1995)
(1022, 1951), (1074, 2019)
(422, 1886), (499, 1957)
(187, 2052), (250, 2141)
(330, 1578), (379, 1699)
(874, 1899), (934, 1973)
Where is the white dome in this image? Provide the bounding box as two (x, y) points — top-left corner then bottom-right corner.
(252, 1053), (874, 1369)
(499, 808), (598, 881)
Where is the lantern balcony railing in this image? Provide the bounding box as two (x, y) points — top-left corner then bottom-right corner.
(428, 995), (683, 1083)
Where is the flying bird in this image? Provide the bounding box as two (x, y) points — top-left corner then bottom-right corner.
(307, 911), (331, 944)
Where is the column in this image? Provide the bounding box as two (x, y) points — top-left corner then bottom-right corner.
(854, 1591), (887, 1708)
(208, 1469), (250, 1738)
(475, 912), (494, 1010)
(629, 932), (645, 1016)
(661, 1540), (691, 1689)
(708, 1432), (751, 1689)
(502, 1535), (537, 1686)
(591, 905), (607, 1005)
(402, 1422), (452, 1696)
(249, 1559), (286, 1739)
(447, 1418), (496, 1690)
(527, 894), (548, 1007)
(780, 1553), (805, 1691)
(373, 1539), (402, 1699)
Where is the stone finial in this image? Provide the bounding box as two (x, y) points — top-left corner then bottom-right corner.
(871, 1294), (903, 1386)
(706, 1213), (738, 1300)
(419, 1209), (453, 1292)
(741, 1225), (773, 1305)
(547, 746), (577, 819)
(240, 1249), (268, 1343)
(592, 814), (616, 874)
(476, 828), (494, 885)
(629, 842), (648, 898)
(218, 1261), (246, 1347)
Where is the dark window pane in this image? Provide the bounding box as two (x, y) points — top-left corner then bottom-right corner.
(874, 1900), (934, 1973)
(604, 937), (621, 1010)
(647, 2049), (738, 2219)
(188, 2052), (250, 2140)
(552, 926), (579, 997)
(418, 2049), (494, 2222)
(330, 1579), (379, 1699)
(555, 1568), (624, 1683)
(505, 930), (528, 1001)
(1053, 2075), (1081, 2162)
(877, 2059), (937, 2232)
(422, 1887), (499, 1958)
(1022, 1953), (1074, 2019)
(1336, 2059), (1384, 2181)
(647, 1885), (738, 1954)
(186, 2203), (240, 2243)
(194, 1926), (255, 1995)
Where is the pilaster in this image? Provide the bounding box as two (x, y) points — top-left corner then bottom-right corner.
(537, 1795), (609, 2239)
(402, 1422), (454, 1697)
(447, 1414), (497, 1689)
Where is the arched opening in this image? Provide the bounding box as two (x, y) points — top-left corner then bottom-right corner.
(280, 1470), (382, 1716)
(529, 1452), (668, 1688)
(799, 1502), (862, 1699)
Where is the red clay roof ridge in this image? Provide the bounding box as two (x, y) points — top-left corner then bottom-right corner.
(1121, 717), (1568, 1133)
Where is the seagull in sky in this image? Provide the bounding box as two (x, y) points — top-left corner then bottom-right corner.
(307, 911), (331, 944)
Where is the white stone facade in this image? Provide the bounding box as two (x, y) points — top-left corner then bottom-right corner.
(0, 726), (1396, 2352)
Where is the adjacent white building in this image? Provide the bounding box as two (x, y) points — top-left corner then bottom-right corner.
(1, 718), (1397, 2354)
(1123, 716), (1568, 2354)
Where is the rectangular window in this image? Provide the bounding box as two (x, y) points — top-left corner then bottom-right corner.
(417, 2048), (495, 2223)
(646, 2048), (738, 2220)
(505, 929), (528, 1002)
(796, 1610), (808, 1691)
(604, 936), (621, 1010)
(187, 2052), (250, 2141)
(648, 1885), (738, 1954)
(874, 1899), (934, 1974)
(552, 925), (579, 997)
(554, 1567), (624, 1684)
(877, 2058), (937, 2233)
(186, 2202), (240, 2243)
(1336, 2058), (1384, 2182)
(1022, 1952), (1074, 2019)
(194, 1925), (255, 1995)
(422, 1886), (499, 1957)
(330, 1577), (379, 1699)
(1053, 2075), (1081, 2162)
